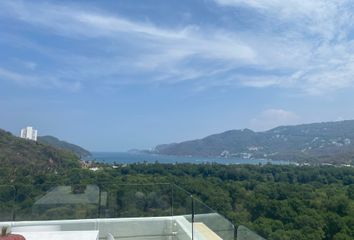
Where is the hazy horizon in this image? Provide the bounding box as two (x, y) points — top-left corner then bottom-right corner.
(1, 0), (354, 151)
(4, 118), (353, 152)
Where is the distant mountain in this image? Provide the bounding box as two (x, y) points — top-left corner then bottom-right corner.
(153, 120), (354, 164)
(0, 129), (80, 172)
(38, 136), (91, 158)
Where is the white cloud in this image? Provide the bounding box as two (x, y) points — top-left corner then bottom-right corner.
(238, 75), (284, 88)
(0, 67), (39, 85)
(0, 1), (256, 62)
(250, 109), (301, 131)
(0, 67), (81, 92)
(213, 0), (354, 94)
(0, 0), (259, 89)
(24, 61), (37, 70)
(1, 0), (354, 94)
(214, 0), (341, 38)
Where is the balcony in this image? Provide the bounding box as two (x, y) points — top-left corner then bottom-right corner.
(0, 184), (264, 240)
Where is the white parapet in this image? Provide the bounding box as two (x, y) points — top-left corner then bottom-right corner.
(1, 214), (233, 240)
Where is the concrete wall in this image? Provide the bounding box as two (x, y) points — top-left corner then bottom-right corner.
(1, 216), (188, 240)
(1, 215), (232, 240)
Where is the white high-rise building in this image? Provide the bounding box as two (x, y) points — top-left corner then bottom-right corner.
(20, 126), (38, 141)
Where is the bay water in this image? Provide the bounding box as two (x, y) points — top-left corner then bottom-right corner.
(88, 152), (291, 165)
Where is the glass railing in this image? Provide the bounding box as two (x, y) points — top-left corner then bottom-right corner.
(0, 185), (15, 221)
(192, 196), (234, 240)
(0, 183), (265, 240)
(237, 226), (266, 240)
(1, 183), (175, 221)
(97, 183), (173, 218)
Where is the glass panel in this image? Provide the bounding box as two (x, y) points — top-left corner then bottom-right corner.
(96, 183), (175, 240)
(99, 183), (172, 218)
(14, 184), (100, 221)
(14, 184), (42, 221)
(237, 225), (266, 240)
(193, 197), (235, 240)
(0, 185), (15, 221)
(172, 185), (192, 216)
(172, 185), (193, 240)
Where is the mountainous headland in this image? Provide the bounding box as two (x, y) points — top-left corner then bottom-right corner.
(0, 129), (81, 173)
(38, 135), (91, 158)
(152, 120), (354, 164)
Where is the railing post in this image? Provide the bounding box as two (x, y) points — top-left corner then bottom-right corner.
(191, 195), (194, 240)
(171, 184), (174, 217)
(12, 185), (17, 221)
(98, 186), (102, 218)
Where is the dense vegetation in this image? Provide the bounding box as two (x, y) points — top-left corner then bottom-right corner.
(154, 120), (354, 164)
(38, 135), (91, 158)
(0, 129), (80, 176)
(1, 162), (354, 240)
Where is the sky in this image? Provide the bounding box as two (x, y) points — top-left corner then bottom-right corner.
(1, 0), (354, 151)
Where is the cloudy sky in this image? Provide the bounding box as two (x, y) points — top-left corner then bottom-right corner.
(1, 0), (354, 151)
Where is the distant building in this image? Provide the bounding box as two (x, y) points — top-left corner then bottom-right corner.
(20, 126), (38, 141)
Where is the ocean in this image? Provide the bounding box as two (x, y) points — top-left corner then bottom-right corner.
(87, 152), (291, 165)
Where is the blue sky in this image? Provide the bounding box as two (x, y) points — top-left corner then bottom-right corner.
(1, 0), (354, 151)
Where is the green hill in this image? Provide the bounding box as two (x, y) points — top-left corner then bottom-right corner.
(38, 136), (91, 158)
(154, 120), (354, 164)
(0, 129), (80, 172)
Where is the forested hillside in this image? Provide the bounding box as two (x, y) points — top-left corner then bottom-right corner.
(38, 135), (91, 158)
(0, 129), (80, 178)
(154, 120), (354, 164)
